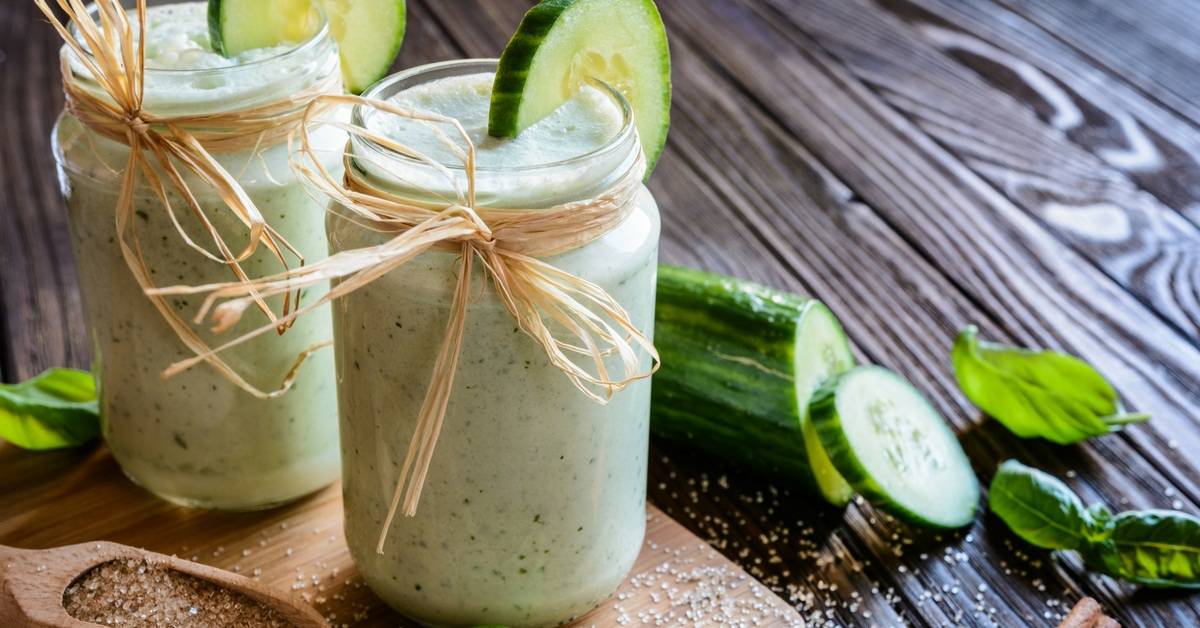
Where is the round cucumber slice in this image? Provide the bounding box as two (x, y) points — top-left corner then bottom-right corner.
(208, 0), (319, 56)
(488, 0), (671, 177)
(810, 366), (979, 528)
(794, 303), (856, 507)
(208, 0), (405, 94)
(322, 0), (406, 94)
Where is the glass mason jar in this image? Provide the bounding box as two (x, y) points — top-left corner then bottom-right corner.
(328, 60), (660, 626)
(51, 6), (344, 510)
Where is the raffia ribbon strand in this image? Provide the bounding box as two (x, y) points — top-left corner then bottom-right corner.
(36, 0), (340, 398)
(152, 94), (660, 551)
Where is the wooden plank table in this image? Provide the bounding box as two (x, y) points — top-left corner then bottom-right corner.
(0, 444), (799, 626)
(3, 0), (1200, 625)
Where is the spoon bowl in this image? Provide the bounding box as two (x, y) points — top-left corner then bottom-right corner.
(0, 542), (326, 627)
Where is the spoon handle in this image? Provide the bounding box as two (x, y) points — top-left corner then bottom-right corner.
(0, 544), (33, 564)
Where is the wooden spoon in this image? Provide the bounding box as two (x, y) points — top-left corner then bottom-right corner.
(0, 541), (326, 627)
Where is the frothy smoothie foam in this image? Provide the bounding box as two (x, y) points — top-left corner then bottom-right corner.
(370, 73), (623, 167)
(67, 2), (329, 114)
(135, 2), (293, 69)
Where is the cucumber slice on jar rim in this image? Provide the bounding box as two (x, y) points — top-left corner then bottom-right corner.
(810, 366), (980, 529)
(489, 0), (672, 178)
(208, 0), (406, 94)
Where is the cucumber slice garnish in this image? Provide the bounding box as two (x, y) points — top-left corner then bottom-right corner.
(208, 0), (318, 56)
(322, 0), (406, 94)
(208, 0), (406, 94)
(488, 0), (671, 177)
(810, 366), (980, 528)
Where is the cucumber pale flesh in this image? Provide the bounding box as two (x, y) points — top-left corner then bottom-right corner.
(209, 0), (318, 57)
(322, 0), (406, 94)
(650, 266), (855, 505)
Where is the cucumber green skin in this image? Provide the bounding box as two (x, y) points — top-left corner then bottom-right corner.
(651, 265), (840, 498)
(809, 366), (978, 529)
(491, 0), (582, 137)
(208, 0), (228, 56)
(488, 0), (671, 177)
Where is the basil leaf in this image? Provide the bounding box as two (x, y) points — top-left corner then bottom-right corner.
(951, 325), (1148, 444)
(988, 459), (1105, 550)
(1082, 510), (1200, 588)
(0, 368), (100, 450)
(1085, 502), (1115, 540)
(991, 461), (1200, 588)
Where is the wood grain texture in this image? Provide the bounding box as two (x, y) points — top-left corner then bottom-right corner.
(654, 3), (1200, 623)
(3, 0), (1200, 625)
(998, 0), (1200, 133)
(760, 0), (1200, 344)
(884, 0), (1200, 232)
(420, 0), (1200, 625)
(0, 446), (799, 627)
(665, 0), (1200, 498)
(0, 1), (86, 381)
(660, 6), (1200, 622)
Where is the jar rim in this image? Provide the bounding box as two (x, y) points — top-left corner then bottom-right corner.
(350, 59), (638, 175)
(67, 1), (331, 77)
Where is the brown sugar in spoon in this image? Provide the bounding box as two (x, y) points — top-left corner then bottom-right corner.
(0, 541), (326, 627)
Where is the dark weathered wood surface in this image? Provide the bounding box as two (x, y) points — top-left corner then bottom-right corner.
(3, 0), (1200, 625)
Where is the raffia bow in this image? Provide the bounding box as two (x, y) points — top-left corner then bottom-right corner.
(152, 93), (660, 550)
(36, 0), (341, 397)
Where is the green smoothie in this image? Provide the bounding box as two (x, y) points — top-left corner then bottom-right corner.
(330, 61), (659, 626)
(52, 2), (343, 509)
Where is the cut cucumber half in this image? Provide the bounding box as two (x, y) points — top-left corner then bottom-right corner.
(650, 266), (855, 506)
(489, 0), (671, 177)
(810, 366), (979, 528)
(208, 0), (406, 94)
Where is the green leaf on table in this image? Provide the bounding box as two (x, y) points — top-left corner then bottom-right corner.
(951, 325), (1148, 444)
(0, 368), (100, 450)
(1082, 510), (1200, 588)
(988, 459), (1108, 551)
(989, 461), (1200, 588)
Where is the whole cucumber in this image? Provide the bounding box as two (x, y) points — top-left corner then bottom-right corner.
(651, 265), (856, 505)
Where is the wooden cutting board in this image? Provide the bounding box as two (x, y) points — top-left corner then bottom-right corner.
(0, 444), (800, 626)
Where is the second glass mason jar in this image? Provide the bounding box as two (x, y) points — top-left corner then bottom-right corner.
(329, 60), (660, 626)
(52, 2), (344, 510)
